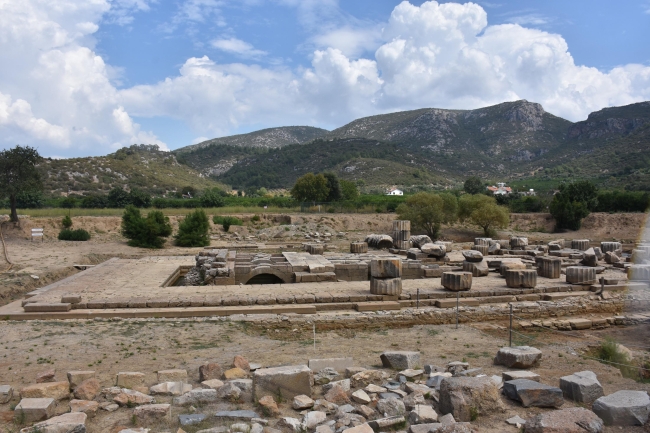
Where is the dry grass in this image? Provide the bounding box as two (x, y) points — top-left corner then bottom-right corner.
(0, 206), (297, 218)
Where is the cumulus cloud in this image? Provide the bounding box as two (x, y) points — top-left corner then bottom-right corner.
(1, 0), (650, 156)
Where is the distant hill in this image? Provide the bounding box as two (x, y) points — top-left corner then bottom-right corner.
(40, 145), (223, 197)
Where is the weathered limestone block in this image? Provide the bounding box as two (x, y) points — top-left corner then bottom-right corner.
(365, 234), (394, 249)
(438, 377), (504, 422)
(350, 370), (390, 388)
(307, 244), (325, 255)
(601, 242), (622, 253)
(571, 239), (590, 251)
(113, 389), (155, 406)
(503, 379), (563, 408)
(134, 403), (171, 423)
(560, 371), (603, 403)
(487, 243), (501, 255)
(36, 369), (55, 383)
(505, 269), (537, 288)
(525, 407), (604, 433)
(462, 250), (483, 263)
(410, 235), (433, 249)
(293, 394), (315, 410)
(172, 388), (218, 405)
(421, 243), (446, 258)
(377, 397), (406, 417)
(253, 365), (313, 401)
(394, 241), (411, 250)
(380, 351), (421, 370)
(370, 277), (402, 296)
(499, 262), (526, 276)
(471, 245), (489, 255)
(628, 265), (650, 281)
(149, 382), (192, 396)
(14, 398), (55, 423)
(70, 399), (99, 417)
(441, 272), (472, 292)
(116, 372), (145, 389)
(592, 390), (650, 426)
(19, 412), (86, 433)
(494, 346), (542, 368)
(20, 382), (70, 401)
(462, 261), (489, 277)
(549, 239), (565, 249)
(510, 237), (528, 249)
(199, 363), (222, 381)
(67, 371), (95, 389)
(157, 369), (187, 383)
(0, 385), (13, 403)
(350, 242), (368, 254)
(605, 251), (620, 264)
(370, 258), (402, 278)
(474, 238), (491, 246)
(392, 220), (411, 237)
(536, 257), (562, 279)
(581, 248), (598, 267)
(502, 371), (540, 382)
(74, 378), (100, 401)
(566, 266), (597, 284)
(408, 405), (438, 424)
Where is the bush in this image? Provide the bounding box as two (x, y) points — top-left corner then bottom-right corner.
(597, 337), (636, 378)
(61, 215), (73, 229)
(60, 196), (78, 209)
(121, 205), (172, 248)
(459, 194), (510, 237)
(80, 194), (109, 208)
(200, 188), (226, 207)
(213, 215), (243, 232)
(396, 192), (458, 239)
(58, 228), (91, 241)
(550, 180), (598, 231)
(175, 209), (210, 247)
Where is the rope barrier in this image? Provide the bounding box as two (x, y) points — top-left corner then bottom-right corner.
(0, 222), (12, 273)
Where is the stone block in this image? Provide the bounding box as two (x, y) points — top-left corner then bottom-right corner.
(628, 265), (650, 281)
(14, 398), (55, 423)
(116, 372), (145, 389)
(0, 385), (13, 403)
(370, 258), (402, 278)
(499, 262), (526, 276)
(525, 407), (604, 433)
(23, 303), (71, 312)
(502, 371), (540, 382)
(438, 377), (504, 422)
(601, 242), (622, 253)
(70, 399), (99, 417)
(505, 269), (537, 288)
(350, 242), (368, 254)
(67, 371), (95, 389)
(150, 381), (193, 396)
(308, 358), (353, 373)
(560, 371), (603, 403)
(180, 414), (207, 426)
(380, 351), (420, 370)
(441, 272), (472, 291)
(253, 365), (313, 401)
(569, 319), (592, 330)
(20, 412), (86, 433)
(370, 277), (402, 296)
(592, 390), (650, 426)
(61, 294), (81, 304)
(157, 369), (187, 383)
(199, 363), (222, 381)
(503, 379), (563, 407)
(293, 394), (315, 410)
(134, 403), (171, 423)
(566, 266), (597, 284)
(74, 378), (100, 400)
(510, 237), (528, 249)
(494, 346), (542, 368)
(215, 410), (260, 420)
(536, 257), (562, 279)
(113, 388), (154, 406)
(572, 239), (590, 251)
(421, 243), (446, 258)
(20, 382), (70, 401)
(471, 245), (489, 255)
(461, 250), (483, 262)
(462, 261), (488, 277)
(173, 388), (218, 405)
(474, 238), (491, 246)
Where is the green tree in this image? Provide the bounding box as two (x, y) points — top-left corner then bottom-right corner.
(459, 194), (509, 236)
(61, 215), (73, 229)
(322, 172), (341, 202)
(340, 180), (359, 200)
(127, 188), (151, 208)
(396, 192), (458, 239)
(463, 176), (484, 195)
(175, 209), (210, 247)
(200, 188), (226, 207)
(108, 187), (130, 208)
(549, 180), (598, 231)
(0, 145), (43, 222)
(291, 173), (329, 203)
(121, 205), (172, 248)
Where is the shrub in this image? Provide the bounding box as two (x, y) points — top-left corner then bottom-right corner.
(175, 209), (210, 247)
(597, 337), (636, 378)
(251, 215), (261, 222)
(550, 180), (598, 231)
(61, 215), (73, 229)
(200, 188), (226, 207)
(58, 228), (91, 241)
(212, 215), (243, 232)
(121, 205), (172, 248)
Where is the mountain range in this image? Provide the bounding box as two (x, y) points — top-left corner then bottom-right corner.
(38, 100), (650, 196)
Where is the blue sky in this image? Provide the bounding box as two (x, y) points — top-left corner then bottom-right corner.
(0, 0), (649, 157)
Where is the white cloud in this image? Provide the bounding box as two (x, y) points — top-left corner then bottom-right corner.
(211, 37), (267, 58)
(311, 26), (382, 58)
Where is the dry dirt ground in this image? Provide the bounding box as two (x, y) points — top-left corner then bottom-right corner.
(0, 318), (648, 433)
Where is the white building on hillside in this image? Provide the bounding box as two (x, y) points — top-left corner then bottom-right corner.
(387, 187), (403, 196)
(486, 182), (512, 196)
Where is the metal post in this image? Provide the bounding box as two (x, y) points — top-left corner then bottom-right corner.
(509, 303), (513, 347)
(417, 288), (420, 309)
(456, 292), (459, 329)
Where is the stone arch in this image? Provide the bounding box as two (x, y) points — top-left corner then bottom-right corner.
(243, 266), (292, 285)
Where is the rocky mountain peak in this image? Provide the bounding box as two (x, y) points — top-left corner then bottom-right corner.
(502, 100), (546, 131)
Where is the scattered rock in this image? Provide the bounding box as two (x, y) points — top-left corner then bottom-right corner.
(217, 382), (242, 401)
(67, 371), (95, 389)
(199, 363), (222, 381)
(493, 346), (542, 368)
(376, 397), (406, 417)
(214, 410), (260, 420)
(314, 399), (339, 414)
(116, 372), (145, 389)
(403, 392), (426, 410)
(502, 371), (540, 382)
(201, 379), (224, 389)
(351, 370), (390, 388)
(70, 399), (99, 418)
(102, 402), (119, 412)
(525, 407), (603, 433)
(345, 367), (366, 378)
(324, 384), (350, 405)
(19, 412), (86, 433)
(14, 398), (55, 423)
(258, 395), (280, 417)
(315, 367), (340, 385)
(323, 378), (350, 393)
(357, 405), (375, 419)
(74, 378), (101, 401)
(303, 411), (327, 429)
(351, 389), (371, 405)
(408, 405), (438, 424)
(173, 389), (218, 406)
(380, 351), (421, 370)
(364, 384), (387, 394)
(36, 369), (56, 383)
(253, 365), (313, 401)
(340, 422), (373, 433)
(506, 415), (526, 426)
(234, 355), (251, 372)
(559, 371), (603, 403)
(592, 390), (650, 426)
(503, 379), (563, 408)
(20, 382), (70, 401)
(438, 377), (504, 421)
(179, 414), (207, 426)
(293, 394), (315, 410)
(114, 389), (155, 406)
(223, 367), (248, 380)
(462, 250), (483, 262)
(278, 417), (302, 432)
(0, 385), (13, 404)
(150, 381), (193, 396)
(134, 404), (171, 423)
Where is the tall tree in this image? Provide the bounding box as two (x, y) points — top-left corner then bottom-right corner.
(549, 180), (598, 231)
(0, 146), (43, 223)
(396, 192), (458, 239)
(463, 176), (484, 195)
(290, 173), (329, 203)
(322, 172), (342, 202)
(459, 194), (510, 236)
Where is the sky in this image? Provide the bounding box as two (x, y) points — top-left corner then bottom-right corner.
(0, 0), (649, 158)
